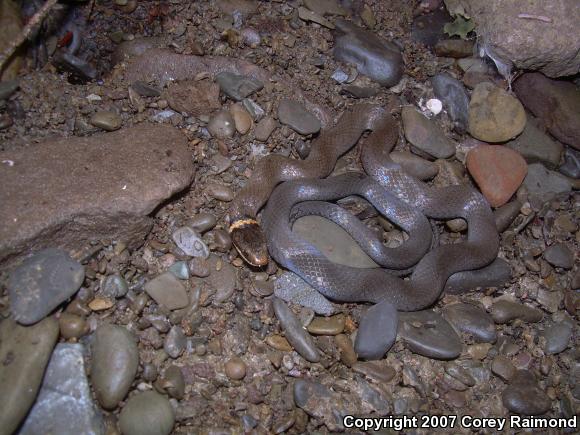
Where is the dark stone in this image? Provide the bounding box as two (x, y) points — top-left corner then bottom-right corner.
(333, 19), (403, 87)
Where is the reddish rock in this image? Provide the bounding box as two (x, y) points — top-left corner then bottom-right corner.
(0, 125), (194, 268)
(466, 145), (527, 207)
(514, 73), (580, 150)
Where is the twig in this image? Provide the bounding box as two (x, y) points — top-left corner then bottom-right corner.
(0, 0), (59, 73)
(517, 13), (553, 23)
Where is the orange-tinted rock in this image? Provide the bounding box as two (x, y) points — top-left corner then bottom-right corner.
(466, 145), (527, 207)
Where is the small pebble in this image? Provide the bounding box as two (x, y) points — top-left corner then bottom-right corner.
(90, 111), (122, 131)
(254, 116), (278, 141)
(58, 313), (88, 339)
(230, 104), (253, 134)
(225, 357), (247, 380)
(144, 272), (189, 310)
(208, 110), (236, 138)
(543, 243), (574, 269)
(190, 213), (217, 233)
(205, 183), (234, 201)
(306, 314), (345, 335)
(172, 226), (210, 258)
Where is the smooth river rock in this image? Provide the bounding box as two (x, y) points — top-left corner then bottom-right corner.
(91, 324), (139, 409)
(398, 310), (462, 359)
(502, 370), (551, 415)
(277, 99), (321, 135)
(491, 299), (543, 324)
(18, 343), (104, 435)
(468, 82), (526, 143)
(402, 107), (456, 159)
(272, 297), (320, 362)
(119, 391), (175, 435)
(466, 145), (527, 207)
(7, 248), (84, 325)
(431, 73), (470, 132)
(0, 317), (59, 435)
(333, 19), (403, 87)
(506, 118), (564, 169)
(0, 124), (195, 269)
(442, 303), (497, 343)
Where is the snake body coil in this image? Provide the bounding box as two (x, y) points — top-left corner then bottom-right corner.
(230, 104), (499, 358)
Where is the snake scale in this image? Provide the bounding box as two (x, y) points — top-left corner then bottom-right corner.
(229, 103), (500, 358)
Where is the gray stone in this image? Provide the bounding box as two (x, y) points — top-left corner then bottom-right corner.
(172, 226), (209, 258)
(398, 310), (462, 359)
(168, 261), (189, 279)
(277, 99), (321, 135)
(390, 151), (439, 180)
(402, 107), (456, 159)
(216, 71), (263, 101)
(101, 274), (129, 299)
(559, 147), (580, 179)
(274, 272), (335, 316)
(203, 255), (237, 303)
(502, 370), (551, 415)
(491, 299), (543, 324)
(464, 0), (580, 78)
(18, 344), (105, 435)
(543, 243), (574, 269)
(443, 303), (497, 343)
(333, 19), (403, 87)
(542, 320), (573, 354)
(506, 119), (564, 169)
(119, 391), (175, 435)
(8, 248), (84, 325)
(523, 163), (572, 205)
(0, 125), (194, 269)
(273, 297), (320, 362)
(91, 324), (139, 409)
(431, 73), (469, 133)
(355, 300), (398, 360)
(292, 215), (377, 268)
(0, 318), (59, 435)
(164, 326), (186, 358)
(144, 272), (189, 310)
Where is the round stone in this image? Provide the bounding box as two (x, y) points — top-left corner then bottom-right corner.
(119, 391), (174, 435)
(59, 312), (89, 339)
(208, 110), (236, 138)
(468, 82), (526, 142)
(225, 357), (247, 380)
(502, 370), (551, 415)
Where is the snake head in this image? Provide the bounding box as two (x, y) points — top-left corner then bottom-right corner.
(230, 219), (269, 267)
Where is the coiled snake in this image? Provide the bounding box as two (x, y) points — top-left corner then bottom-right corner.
(229, 104), (499, 359)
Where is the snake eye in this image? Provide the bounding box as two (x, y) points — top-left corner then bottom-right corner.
(230, 221), (269, 267)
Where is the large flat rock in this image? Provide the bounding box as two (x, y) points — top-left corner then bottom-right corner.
(0, 124), (194, 268)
